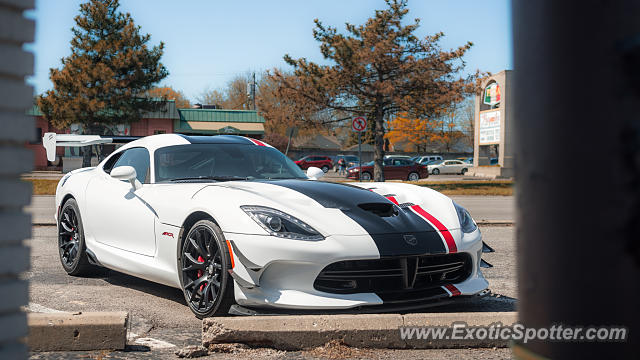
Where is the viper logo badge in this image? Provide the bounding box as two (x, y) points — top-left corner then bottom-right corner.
(403, 234), (417, 246)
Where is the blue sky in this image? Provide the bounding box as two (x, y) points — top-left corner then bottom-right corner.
(26, 0), (512, 101)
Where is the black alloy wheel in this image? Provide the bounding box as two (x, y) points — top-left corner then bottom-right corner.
(180, 220), (234, 318)
(58, 199), (93, 276)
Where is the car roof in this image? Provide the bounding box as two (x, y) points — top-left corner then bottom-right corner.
(116, 134), (263, 154)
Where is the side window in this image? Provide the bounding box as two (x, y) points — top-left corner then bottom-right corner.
(112, 147), (150, 184)
(102, 152), (123, 174)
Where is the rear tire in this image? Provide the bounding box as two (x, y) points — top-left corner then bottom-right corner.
(460, 168), (468, 175)
(179, 220), (235, 318)
(321, 165), (329, 173)
(360, 171), (372, 181)
(432, 168), (440, 175)
(58, 199), (95, 276)
(407, 172), (420, 181)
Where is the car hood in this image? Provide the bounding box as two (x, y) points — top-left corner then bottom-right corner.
(193, 179), (459, 256)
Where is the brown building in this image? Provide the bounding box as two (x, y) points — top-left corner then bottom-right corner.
(26, 100), (265, 170)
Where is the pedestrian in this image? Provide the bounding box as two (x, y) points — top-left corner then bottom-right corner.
(338, 158), (346, 176)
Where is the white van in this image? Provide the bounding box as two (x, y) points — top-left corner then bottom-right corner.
(413, 155), (443, 164)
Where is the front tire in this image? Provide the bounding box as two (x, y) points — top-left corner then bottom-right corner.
(180, 220), (235, 318)
(58, 199), (94, 276)
(407, 172), (420, 181)
(321, 165), (329, 173)
(432, 168), (440, 175)
(360, 171), (372, 181)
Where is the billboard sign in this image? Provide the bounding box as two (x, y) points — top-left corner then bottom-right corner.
(479, 110), (501, 144)
(483, 82), (501, 106)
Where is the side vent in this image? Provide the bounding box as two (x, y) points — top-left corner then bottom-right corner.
(358, 203), (398, 217)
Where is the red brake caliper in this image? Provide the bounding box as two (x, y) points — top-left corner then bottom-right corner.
(196, 256), (205, 291)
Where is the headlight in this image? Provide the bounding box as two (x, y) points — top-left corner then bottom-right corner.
(241, 206), (324, 241)
(453, 201), (477, 233)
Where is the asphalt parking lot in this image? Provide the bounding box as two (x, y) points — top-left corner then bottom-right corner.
(25, 222), (515, 359)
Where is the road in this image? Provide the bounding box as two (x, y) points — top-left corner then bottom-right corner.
(25, 195), (515, 225)
(26, 225), (515, 359)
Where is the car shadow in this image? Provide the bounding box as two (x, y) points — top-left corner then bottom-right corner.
(100, 269), (186, 306)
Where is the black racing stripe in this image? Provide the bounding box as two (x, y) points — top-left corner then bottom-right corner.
(264, 180), (446, 256)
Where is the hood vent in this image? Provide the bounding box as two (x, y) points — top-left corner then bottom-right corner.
(358, 203), (399, 217)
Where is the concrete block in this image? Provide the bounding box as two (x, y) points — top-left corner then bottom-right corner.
(0, 245), (29, 275)
(202, 312), (520, 350)
(0, 312), (27, 343)
(0, 146), (33, 175)
(0, 44), (33, 78)
(0, 78), (33, 111)
(203, 313), (405, 350)
(0, 343), (28, 360)
(0, 212), (31, 243)
(28, 312), (128, 351)
(0, 0), (35, 10)
(402, 312), (519, 348)
(0, 111), (34, 142)
(0, 179), (31, 207)
(0, 8), (34, 44)
(0, 280), (28, 313)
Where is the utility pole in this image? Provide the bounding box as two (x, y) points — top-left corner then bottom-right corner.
(252, 72), (256, 111)
(513, 1), (639, 358)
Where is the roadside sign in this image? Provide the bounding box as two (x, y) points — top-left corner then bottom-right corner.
(352, 116), (367, 132)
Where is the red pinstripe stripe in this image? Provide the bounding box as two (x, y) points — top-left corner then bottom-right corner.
(410, 205), (457, 253)
(444, 284), (461, 296)
(385, 196), (399, 205)
(246, 138), (266, 146)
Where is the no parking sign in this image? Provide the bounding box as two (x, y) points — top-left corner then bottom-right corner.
(352, 116), (367, 132)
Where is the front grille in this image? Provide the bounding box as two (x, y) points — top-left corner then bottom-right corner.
(314, 253), (472, 295)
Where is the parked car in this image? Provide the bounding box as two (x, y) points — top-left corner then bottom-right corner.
(295, 155), (333, 172)
(347, 158), (429, 181)
(335, 154), (360, 168)
(427, 160), (469, 175)
(414, 155), (444, 165)
(384, 154), (413, 161)
(413, 155), (444, 164)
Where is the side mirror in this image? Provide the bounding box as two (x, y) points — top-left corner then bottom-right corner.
(111, 166), (142, 191)
(306, 166), (325, 180)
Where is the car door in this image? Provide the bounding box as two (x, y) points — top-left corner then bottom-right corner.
(440, 160), (452, 174)
(85, 147), (157, 256)
(397, 159), (414, 179)
(452, 160), (465, 173)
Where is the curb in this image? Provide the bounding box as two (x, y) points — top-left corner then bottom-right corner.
(202, 312), (518, 350)
(28, 312), (128, 351)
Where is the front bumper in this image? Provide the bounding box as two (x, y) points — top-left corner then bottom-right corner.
(224, 231), (488, 310)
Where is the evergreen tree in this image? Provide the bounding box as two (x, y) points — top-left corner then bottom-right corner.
(38, 0), (168, 166)
(276, 0), (482, 181)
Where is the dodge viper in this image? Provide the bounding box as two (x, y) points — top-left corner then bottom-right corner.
(44, 133), (491, 318)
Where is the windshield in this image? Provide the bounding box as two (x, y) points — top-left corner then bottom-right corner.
(155, 144), (308, 182)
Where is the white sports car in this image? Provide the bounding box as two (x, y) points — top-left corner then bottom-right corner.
(45, 133), (491, 318)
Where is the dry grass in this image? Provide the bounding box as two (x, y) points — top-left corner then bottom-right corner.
(25, 179), (59, 195)
(326, 179), (514, 196)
